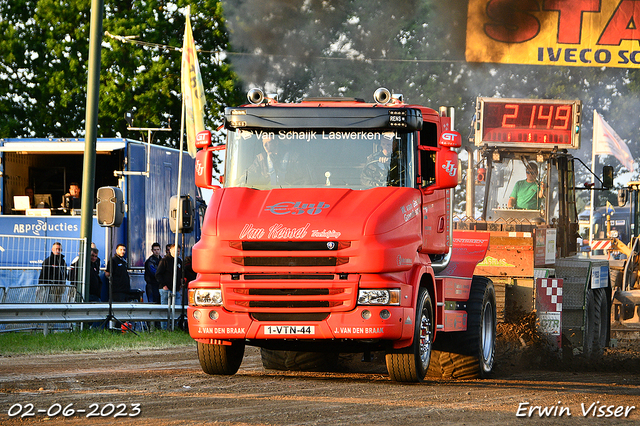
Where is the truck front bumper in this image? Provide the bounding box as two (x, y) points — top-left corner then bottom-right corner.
(188, 305), (413, 342)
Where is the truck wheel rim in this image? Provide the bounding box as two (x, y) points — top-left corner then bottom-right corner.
(481, 301), (495, 363)
(419, 310), (432, 365)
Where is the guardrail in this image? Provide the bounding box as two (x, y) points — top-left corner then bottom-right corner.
(0, 303), (176, 324)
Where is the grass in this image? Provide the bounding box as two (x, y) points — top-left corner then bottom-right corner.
(0, 328), (196, 356)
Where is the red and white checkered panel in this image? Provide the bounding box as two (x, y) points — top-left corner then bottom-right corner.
(537, 278), (563, 312)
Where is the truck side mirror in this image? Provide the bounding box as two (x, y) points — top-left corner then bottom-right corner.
(418, 146), (459, 194)
(434, 149), (459, 189)
(603, 165), (614, 189)
(195, 148), (221, 189)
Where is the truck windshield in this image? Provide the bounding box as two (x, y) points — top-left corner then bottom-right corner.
(225, 129), (415, 189)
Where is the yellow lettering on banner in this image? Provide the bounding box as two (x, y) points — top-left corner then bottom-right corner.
(466, 0), (640, 68)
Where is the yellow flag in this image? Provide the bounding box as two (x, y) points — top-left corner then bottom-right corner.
(181, 6), (205, 158)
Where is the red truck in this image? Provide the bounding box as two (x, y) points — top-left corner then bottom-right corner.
(189, 88), (495, 382)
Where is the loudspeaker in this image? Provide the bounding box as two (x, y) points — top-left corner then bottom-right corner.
(97, 186), (124, 227)
(170, 195), (193, 233)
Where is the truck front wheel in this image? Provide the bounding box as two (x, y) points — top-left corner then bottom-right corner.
(385, 287), (434, 382)
(197, 340), (245, 375)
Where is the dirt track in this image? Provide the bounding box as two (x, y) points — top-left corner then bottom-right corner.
(1, 335), (640, 426)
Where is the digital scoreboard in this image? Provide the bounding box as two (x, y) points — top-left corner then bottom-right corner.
(475, 98), (581, 149)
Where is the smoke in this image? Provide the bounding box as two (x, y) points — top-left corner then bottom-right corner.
(221, 0), (468, 98)
(220, 0), (640, 184)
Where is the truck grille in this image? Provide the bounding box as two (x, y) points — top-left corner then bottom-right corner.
(229, 240), (351, 268)
(230, 241), (351, 251)
(232, 256), (349, 267)
(221, 274), (358, 313)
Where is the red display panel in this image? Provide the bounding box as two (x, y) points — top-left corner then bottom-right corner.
(475, 98), (581, 149)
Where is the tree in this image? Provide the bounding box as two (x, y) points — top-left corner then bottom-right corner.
(0, 0), (243, 153)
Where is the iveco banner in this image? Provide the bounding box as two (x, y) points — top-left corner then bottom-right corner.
(466, 0), (640, 68)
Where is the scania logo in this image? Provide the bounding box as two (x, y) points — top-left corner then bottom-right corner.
(327, 242), (336, 250)
(265, 201), (331, 215)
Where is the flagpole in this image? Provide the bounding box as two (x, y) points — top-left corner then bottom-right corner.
(173, 5), (203, 329)
(589, 110), (597, 250)
(172, 5), (187, 328)
(171, 98), (185, 332)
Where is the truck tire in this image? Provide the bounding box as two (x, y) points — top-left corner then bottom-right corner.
(431, 276), (496, 379)
(260, 349), (339, 371)
(197, 340), (245, 375)
(583, 288), (608, 360)
(610, 267), (623, 290)
(385, 287), (434, 382)
(427, 350), (483, 380)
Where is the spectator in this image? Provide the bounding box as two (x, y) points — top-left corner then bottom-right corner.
(70, 247), (102, 302)
(156, 244), (182, 329)
(144, 242), (162, 303)
(62, 182), (81, 212)
(105, 244), (131, 302)
(38, 242), (67, 302)
(176, 254), (196, 331)
(25, 187), (35, 208)
(183, 255), (197, 287)
(88, 248), (102, 302)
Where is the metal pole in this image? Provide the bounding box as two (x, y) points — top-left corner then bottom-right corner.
(589, 111), (597, 252)
(80, 0), (104, 302)
(171, 99), (186, 331)
(466, 148), (475, 218)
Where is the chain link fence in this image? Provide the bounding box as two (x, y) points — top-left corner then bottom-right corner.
(0, 234), (86, 332)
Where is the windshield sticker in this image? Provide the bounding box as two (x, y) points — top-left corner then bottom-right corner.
(240, 129), (396, 142)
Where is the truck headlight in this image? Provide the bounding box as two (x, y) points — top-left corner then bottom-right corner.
(357, 289), (400, 305)
(189, 289), (223, 306)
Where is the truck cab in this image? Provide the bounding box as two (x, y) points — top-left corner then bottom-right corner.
(189, 89), (495, 382)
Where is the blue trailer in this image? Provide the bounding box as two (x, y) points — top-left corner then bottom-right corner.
(0, 138), (200, 297)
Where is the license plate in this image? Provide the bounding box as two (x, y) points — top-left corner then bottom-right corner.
(263, 325), (316, 335)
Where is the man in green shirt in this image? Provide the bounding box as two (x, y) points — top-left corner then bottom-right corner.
(508, 163), (545, 210)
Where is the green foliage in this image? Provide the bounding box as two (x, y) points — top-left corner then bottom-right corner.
(0, 0), (244, 150)
(0, 329), (195, 355)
